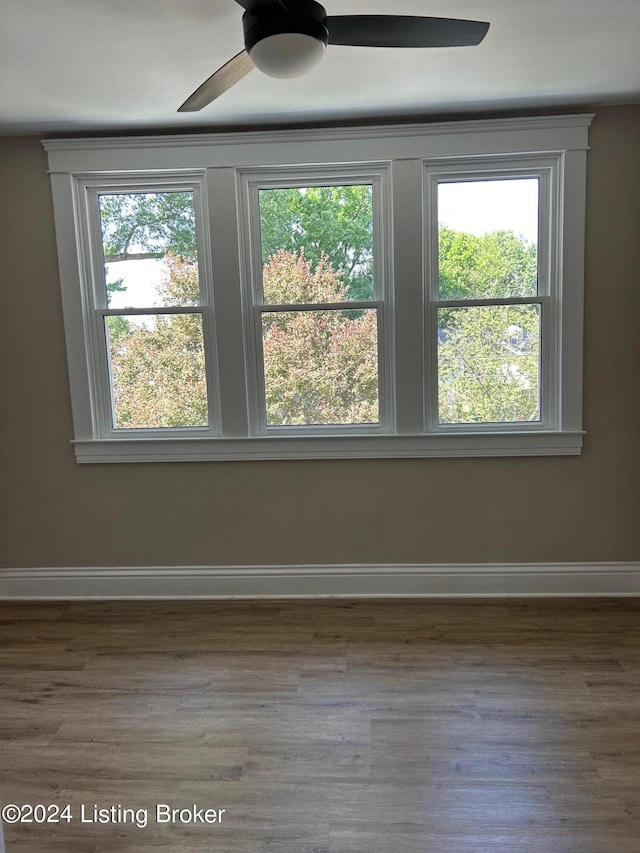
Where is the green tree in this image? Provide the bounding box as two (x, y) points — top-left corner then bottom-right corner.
(99, 191), (197, 263)
(259, 185), (374, 301)
(438, 227), (537, 299)
(438, 304), (540, 424)
(436, 226), (540, 424)
(98, 185), (375, 298)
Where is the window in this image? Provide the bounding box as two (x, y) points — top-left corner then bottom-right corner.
(93, 184), (216, 432)
(426, 164), (552, 431)
(45, 114), (591, 462)
(239, 170), (390, 433)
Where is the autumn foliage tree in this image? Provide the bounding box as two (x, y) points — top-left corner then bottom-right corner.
(108, 250), (378, 428)
(261, 250), (378, 425)
(107, 255), (207, 428)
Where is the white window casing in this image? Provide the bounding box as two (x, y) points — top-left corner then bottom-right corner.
(44, 114), (592, 462)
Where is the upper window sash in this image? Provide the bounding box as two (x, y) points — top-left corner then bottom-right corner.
(424, 156), (557, 302)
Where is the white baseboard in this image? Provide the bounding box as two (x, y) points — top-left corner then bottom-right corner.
(0, 563), (639, 599)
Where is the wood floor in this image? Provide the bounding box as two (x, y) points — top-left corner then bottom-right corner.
(1, 599), (639, 853)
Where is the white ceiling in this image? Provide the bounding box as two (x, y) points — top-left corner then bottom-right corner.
(1, 0), (639, 135)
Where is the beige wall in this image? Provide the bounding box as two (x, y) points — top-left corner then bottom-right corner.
(1, 105), (639, 568)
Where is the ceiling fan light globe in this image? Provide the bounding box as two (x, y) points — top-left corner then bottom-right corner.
(249, 33), (326, 79)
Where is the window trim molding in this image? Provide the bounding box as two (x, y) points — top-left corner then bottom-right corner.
(45, 113), (592, 463)
(71, 431), (585, 463)
(43, 113), (593, 160)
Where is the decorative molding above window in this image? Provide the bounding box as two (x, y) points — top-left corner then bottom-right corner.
(44, 114), (592, 462)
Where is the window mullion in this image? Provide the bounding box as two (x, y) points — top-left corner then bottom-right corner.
(391, 158), (425, 434)
(191, 178), (222, 436)
(206, 167), (251, 438)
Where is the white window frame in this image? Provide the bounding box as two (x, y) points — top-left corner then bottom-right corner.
(44, 114), (592, 463)
(237, 165), (393, 436)
(75, 172), (222, 440)
(424, 156), (559, 434)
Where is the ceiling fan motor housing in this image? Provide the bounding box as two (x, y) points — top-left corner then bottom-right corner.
(242, 0), (329, 53)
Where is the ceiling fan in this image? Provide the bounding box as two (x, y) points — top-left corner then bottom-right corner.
(178, 0), (490, 111)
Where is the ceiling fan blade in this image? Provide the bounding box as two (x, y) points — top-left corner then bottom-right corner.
(326, 16), (489, 48)
(234, 0), (288, 11)
(178, 50), (255, 112)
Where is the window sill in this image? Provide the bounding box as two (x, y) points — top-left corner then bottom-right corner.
(72, 431), (584, 463)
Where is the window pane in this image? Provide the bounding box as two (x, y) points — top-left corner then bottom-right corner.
(438, 179), (538, 299)
(99, 191), (199, 308)
(438, 304), (540, 424)
(106, 313), (208, 429)
(261, 309), (379, 426)
(258, 184), (374, 303)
